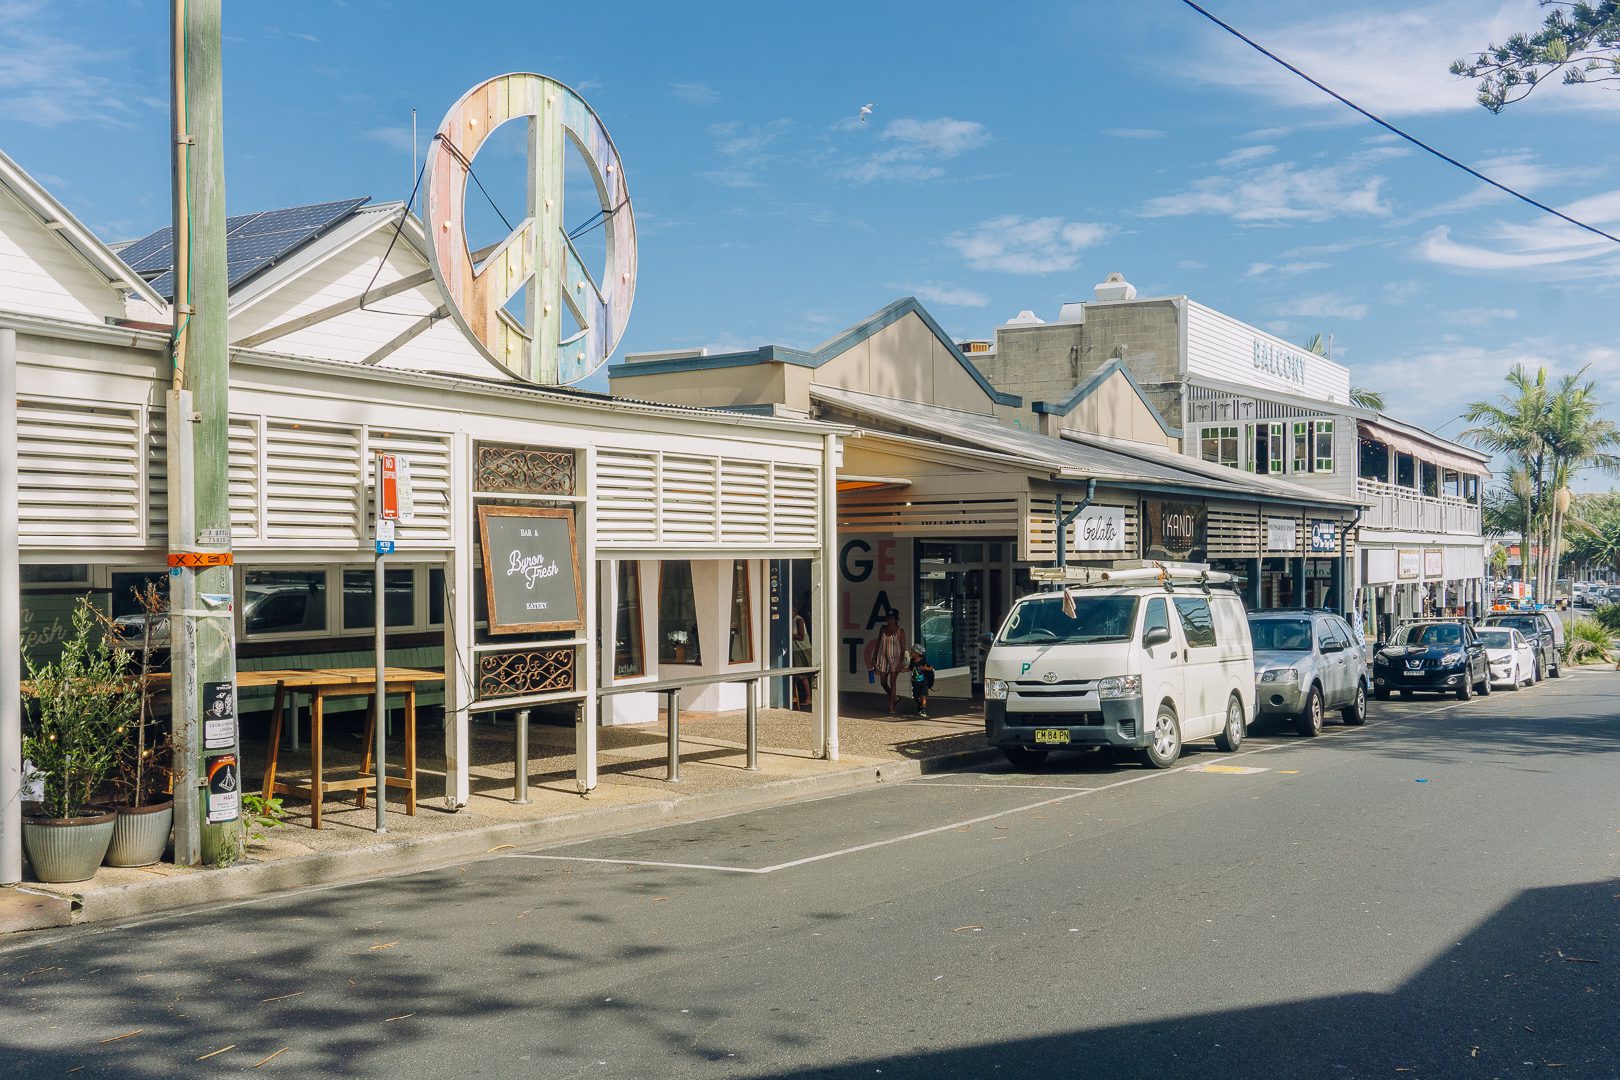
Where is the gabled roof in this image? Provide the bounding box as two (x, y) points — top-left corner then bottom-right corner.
(226, 200), (412, 314)
(0, 147), (167, 311)
(117, 196), (370, 299)
(1031, 357), (1182, 438)
(610, 296), (1023, 407)
(813, 385), (1362, 511)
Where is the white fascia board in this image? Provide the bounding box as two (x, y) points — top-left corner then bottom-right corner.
(0, 147), (168, 313)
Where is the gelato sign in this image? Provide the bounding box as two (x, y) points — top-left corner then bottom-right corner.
(1071, 505), (1126, 553)
(477, 506), (583, 634)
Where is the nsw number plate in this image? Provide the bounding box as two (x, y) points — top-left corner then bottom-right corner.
(1034, 728), (1070, 745)
(1403, 670), (1424, 677)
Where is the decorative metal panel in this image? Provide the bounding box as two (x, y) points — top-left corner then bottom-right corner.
(475, 442), (575, 496)
(477, 646), (576, 700)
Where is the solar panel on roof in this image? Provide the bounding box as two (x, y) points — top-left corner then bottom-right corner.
(114, 196), (369, 298)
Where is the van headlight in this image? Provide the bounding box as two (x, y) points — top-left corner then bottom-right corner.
(1260, 668), (1300, 683)
(1098, 675), (1141, 699)
(985, 678), (1007, 700)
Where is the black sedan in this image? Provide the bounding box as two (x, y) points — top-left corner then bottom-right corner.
(1373, 620), (1492, 701)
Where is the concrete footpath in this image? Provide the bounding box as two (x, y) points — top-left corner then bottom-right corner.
(2, 697), (994, 934)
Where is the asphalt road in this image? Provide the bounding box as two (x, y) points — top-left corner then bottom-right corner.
(3, 671), (1616, 1079)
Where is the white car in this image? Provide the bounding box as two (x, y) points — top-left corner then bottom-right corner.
(1477, 626), (1536, 690)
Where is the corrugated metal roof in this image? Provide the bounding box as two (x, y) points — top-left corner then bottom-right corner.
(811, 386), (1361, 509)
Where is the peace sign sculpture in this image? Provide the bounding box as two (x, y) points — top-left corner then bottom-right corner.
(423, 73), (637, 385)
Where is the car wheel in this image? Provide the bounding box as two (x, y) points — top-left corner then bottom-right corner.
(1342, 681), (1368, 725)
(1507, 662), (1521, 690)
(1214, 694), (1245, 752)
(1456, 675), (1473, 702)
(1140, 704), (1182, 769)
(1551, 656), (1562, 678)
(1533, 657), (1543, 683)
(1478, 666), (1492, 695)
(1295, 686), (1324, 737)
(1001, 746), (1049, 770)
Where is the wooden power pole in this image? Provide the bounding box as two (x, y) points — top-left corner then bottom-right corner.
(169, 0), (241, 866)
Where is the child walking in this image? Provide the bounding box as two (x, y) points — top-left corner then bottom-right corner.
(907, 644), (935, 719)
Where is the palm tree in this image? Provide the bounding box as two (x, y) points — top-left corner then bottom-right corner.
(1465, 367), (1552, 599)
(1301, 334), (1384, 410)
(1540, 370), (1620, 593)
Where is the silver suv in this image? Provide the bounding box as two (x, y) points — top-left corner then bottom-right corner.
(1248, 609), (1369, 736)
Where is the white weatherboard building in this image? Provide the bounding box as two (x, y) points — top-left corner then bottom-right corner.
(974, 274), (1490, 637)
(0, 148), (842, 819)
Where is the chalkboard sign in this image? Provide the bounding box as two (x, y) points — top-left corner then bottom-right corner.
(477, 506), (583, 634)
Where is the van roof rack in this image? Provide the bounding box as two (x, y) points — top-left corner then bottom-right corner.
(1030, 561), (1232, 592)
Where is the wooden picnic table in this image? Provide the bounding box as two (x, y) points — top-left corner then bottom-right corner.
(256, 667), (444, 829)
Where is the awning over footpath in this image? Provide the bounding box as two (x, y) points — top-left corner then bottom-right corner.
(1357, 420), (1488, 476)
(812, 385), (1364, 513)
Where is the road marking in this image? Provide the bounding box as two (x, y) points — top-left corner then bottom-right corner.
(911, 781), (1100, 792)
(1185, 764), (1269, 775)
(508, 855), (768, 874)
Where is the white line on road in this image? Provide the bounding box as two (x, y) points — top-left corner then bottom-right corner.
(910, 781), (1101, 792)
(507, 855), (768, 874)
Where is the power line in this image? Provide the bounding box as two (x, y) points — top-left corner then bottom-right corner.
(1177, 0), (1620, 248)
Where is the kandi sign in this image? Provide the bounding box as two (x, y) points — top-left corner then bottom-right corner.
(477, 506), (584, 634)
(1142, 500), (1207, 562)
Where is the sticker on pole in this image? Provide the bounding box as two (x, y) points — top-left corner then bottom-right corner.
(202, 680), (238, 751)
(375, 452), (415, 523)
(206, 754), (240, 823)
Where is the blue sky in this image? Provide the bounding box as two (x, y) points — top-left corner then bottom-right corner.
(4, 0), (1619, 459)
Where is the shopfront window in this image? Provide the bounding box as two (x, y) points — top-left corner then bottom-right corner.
(21, 564), (90, 587)
(658, 561), (701, 665)
(615, 561), (644, 677)
(1421, 462), (1440, 498)
(1201, 425), (1240, 469)
(243, 569), (327, 636)
(341, 568), (415, 631)
(1396, 452), (1416, 489)
(728, 560), (753, 664)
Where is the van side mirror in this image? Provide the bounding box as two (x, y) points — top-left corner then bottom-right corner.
(1144, 626), (1171, 648)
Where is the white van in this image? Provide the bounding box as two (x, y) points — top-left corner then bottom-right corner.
(984, 566), (1254, 769)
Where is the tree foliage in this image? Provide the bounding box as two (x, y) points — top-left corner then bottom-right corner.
(1301, 333), (1384, 410)
(1451, 1), (1620, 113)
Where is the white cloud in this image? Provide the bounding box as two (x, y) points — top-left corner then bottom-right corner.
(1185, 2), (1617, 118)
(1103, 128), (1166, 139)
(1274, 293), (1370, 319)
(840, 116), (989, 184)
(893, 281), (989, 308)
(703, 119), (792, 189)
(672, 82), (720, 106)
(1246, 260), (1329, 277)
(1443, 307), (1520, 327)
(0, 1), (147, 127)
(1418, 223), (1619, 275)
(1141, 161), (1390, 223)
(1219, 144), (1277, 168)
(945, 215), (1107, 274)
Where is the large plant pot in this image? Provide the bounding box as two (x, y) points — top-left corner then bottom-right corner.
(22, 811), (116, 883)
(105, 800), (174, 868)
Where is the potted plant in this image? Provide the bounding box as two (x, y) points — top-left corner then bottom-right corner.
(103, 581), (175, 868)
(20, 599), (137, 883)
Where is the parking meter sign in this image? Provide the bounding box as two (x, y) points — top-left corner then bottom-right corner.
(375, 452), (416, 524)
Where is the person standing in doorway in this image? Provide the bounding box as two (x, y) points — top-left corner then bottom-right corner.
(791, 606), (813, 711)
(863, 611), (908, 715)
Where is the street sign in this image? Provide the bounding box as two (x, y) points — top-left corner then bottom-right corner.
(375, 539), (395, 556)
(375, 452), (415, 523)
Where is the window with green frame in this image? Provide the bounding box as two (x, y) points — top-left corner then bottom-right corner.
(1200, 426), (1240, 469)
(1291, 419), (1335, 474)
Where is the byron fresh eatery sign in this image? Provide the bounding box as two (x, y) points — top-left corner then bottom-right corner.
(477, 506), (583, 634)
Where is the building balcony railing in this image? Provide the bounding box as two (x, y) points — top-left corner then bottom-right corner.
(1357, 478), (1481, 536)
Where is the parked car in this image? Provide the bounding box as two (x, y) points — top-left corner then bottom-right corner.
(1475, 626), (1537, 690)
(1372, 620), (1492, 701)
(1248, 609), (1368, 736)
(984, 567), (1253, 770)
(1479, 611), (1562, 680)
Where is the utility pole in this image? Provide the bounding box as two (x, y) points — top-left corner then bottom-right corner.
(169, 0), (240, 866)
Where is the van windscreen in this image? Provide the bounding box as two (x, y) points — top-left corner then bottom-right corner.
(998, 595), (1140, 646)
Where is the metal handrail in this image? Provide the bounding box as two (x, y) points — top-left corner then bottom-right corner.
(511, 665), (823, 800)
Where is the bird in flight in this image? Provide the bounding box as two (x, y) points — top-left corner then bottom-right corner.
(858, 103), (874, 124)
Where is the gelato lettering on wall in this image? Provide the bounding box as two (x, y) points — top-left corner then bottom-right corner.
(1071, 506), (1126, 553)
(837, 535), (914, 693)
